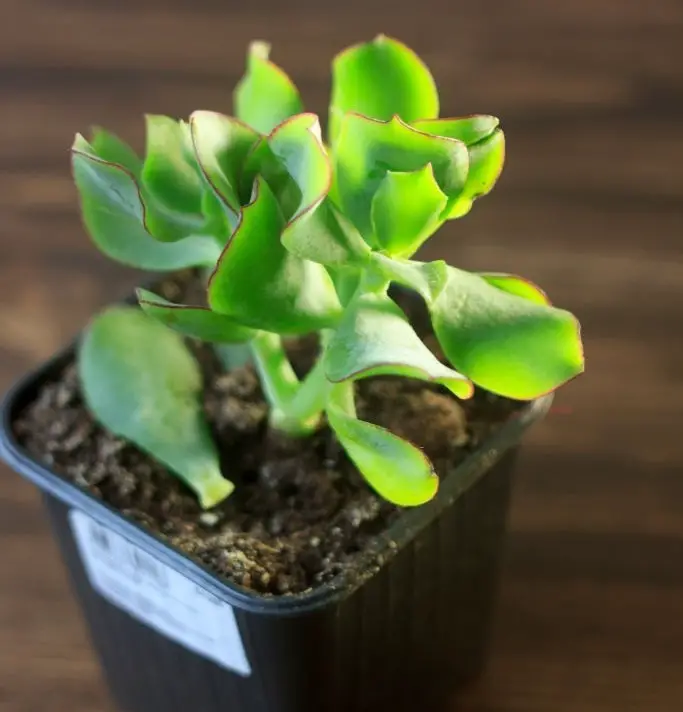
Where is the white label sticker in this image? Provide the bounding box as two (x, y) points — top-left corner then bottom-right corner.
(69, 509), (251, 676)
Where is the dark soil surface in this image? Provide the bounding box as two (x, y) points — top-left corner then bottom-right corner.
(14, 271), (521, 596)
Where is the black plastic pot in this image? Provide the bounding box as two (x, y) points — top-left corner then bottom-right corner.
(1, 320), (552, 712)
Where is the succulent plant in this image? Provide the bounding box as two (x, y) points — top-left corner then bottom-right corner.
(72, 35), (584, 509)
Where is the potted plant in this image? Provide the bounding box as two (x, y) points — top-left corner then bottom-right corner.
(0, 35), (583, 712)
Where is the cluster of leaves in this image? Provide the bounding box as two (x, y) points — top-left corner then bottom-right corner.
(73, 35), (584, 509)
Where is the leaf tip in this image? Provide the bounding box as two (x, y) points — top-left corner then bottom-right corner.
(198, 476), (235, 509)
(249, 40), (271, 62)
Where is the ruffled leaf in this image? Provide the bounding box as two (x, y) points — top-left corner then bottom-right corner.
(326, 383), (438, 506)
(189, 110), (261, 228)
(325, 291), (472, 398)
(137, 289), (254, 343)
(267, 113), (370, 265)
(79, 307), (234, 508)
(71, 135), (221, 270)
(142, 115), (204, 215)
(429, 267), (584, 399)
(414, 118), (505, 218)
(208, 176), (342, 334)
(329, 34), (439, 145)
(413, 115), (499, 145)
(234, 41), (303, 134)
(446, 129), (505, 218)
(334, 114), (468, 240)
(370, 164), (447, 257)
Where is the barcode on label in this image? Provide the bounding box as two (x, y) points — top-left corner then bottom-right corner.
(69, 509), (251, 676)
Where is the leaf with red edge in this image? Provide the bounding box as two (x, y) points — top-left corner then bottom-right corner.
(445, 130), (505, 218)
(189, 110), (261, 229)
(142, 115), (204, 215)
(414, 117), (505, 218)
(429, 266), (584, 399)
(413, 115), (499, 145)
(137, 289), (255, 343)
(333, 114), (469, 241)
(207, 176), (342, 334)
(324, 291), (472, 398)
(329, 34), (439, 145)
(71, 134), (221, 270)
(90, 128), (142, 177)
(266, 113), (370, 265)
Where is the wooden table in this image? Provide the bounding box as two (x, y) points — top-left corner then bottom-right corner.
(1, 1), (682, 710)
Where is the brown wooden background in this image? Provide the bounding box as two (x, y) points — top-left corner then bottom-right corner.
(1, 0), (682, 710)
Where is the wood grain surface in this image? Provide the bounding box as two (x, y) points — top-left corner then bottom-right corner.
(1, 0), (682, 710)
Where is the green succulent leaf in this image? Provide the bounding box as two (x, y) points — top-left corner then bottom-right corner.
(413, 115), (499, 145)
(268, 113), (329, 220)
(329, 34), (439, 145)
(189, 110), (261, 227)
(334, 114), (469, 240)
(90, 128), (142, 177)
(429, 267), (584, 399)
(234, 41), (304, 135)
(370, 253), (449, 304)
(72, 135), (221, 270)
(201, 189), (230, 242)
(142, 115), (204, 215)
(479, 273), (550, 305)
(265, 113), (370, 265)
(325, 291), (472, 398)
(370, 164), (448, 257)
(446, 129), (505, 219)
(79, 307), (233, 508)
(137, 289), (255, 343)
(208, 176), (342, 334)
(326, 383), (438, 506)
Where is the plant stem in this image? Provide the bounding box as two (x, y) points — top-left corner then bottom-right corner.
(272, 355), (330, 435)
(249, 331), (300, 407)
(249, 331), (331, 437)
(329, 379), (356, 417)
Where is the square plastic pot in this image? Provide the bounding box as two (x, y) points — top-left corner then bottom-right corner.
(0, 315), (552, 712)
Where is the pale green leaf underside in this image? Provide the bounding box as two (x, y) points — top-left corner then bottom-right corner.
(326, 384), (438, 506)
(72, 135), (221, 270)
(329, 34), (439, 145)
(234, 41), (304, 135)
(370, 164), (447, 256)
(78, 307), (233, 508)
(430, 267), (584, 399)
(325, 291), (472, 398)
(208, 176), (342, 334)
(137, 289), (255, 343)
